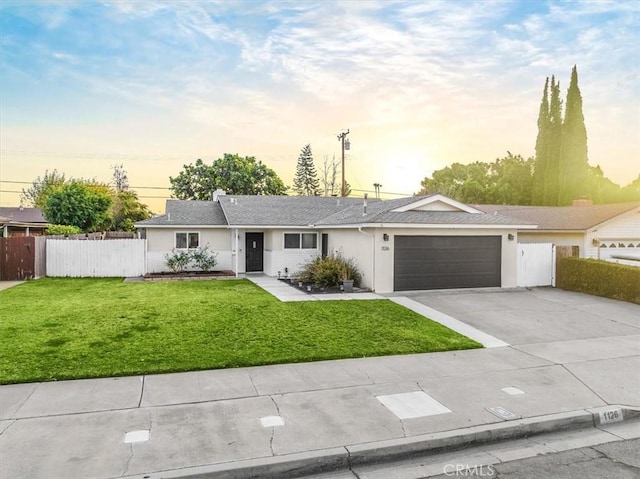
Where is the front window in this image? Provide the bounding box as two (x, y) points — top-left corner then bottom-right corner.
(284, 233), (317, 249)
(176, 232), (199, 249)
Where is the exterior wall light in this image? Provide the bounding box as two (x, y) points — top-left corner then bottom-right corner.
(508, 234), (515, 241)
(383, 234), (389, 241)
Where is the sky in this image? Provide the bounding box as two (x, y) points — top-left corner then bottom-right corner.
(1, 0), (639, 213)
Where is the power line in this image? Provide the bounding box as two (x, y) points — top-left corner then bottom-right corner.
(0, 179), (171, 190)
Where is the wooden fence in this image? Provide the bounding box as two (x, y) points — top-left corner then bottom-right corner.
(46, 239), (146, 277)
(0, 236), (46, 281)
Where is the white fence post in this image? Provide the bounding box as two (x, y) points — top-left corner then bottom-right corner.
(46, 239), (147, 277)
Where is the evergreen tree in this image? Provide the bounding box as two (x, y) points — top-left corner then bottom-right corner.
(558, 65), (590, 205)
(543, 75), (563, 205)
(292, 144), (320, 195)
(532, 77), (550, 205)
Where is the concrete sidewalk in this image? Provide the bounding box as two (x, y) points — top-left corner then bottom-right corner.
(1, 286), (639, 478)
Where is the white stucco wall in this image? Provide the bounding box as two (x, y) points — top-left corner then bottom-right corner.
(323, 229), (374, 290)
(263, 229), (320, 277)
(321, 227), (519, 294)
(374, 228), (519, 293)
(231, 229), (320, 276)
(145, 228), (233, 273)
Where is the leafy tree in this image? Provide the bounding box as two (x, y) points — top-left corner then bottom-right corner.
(21, 169), (66, 208)
(45, 224), (82, 236)
(112, 190), (151, 231)
(170, 154), (287, 199)
(620, 175), (640, 202)
(558, 65), (590, 205)
(419, 153), (533, 205)
(420, 161), (491, 203)
(488, 153), (534, 205)
(292, 144), (320, 196)
(42, 181), (113, 232)
(106, 164), (151, 230)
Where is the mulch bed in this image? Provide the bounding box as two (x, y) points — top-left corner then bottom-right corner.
(278, 277), (368, 294)
(144, 271), (236, 281)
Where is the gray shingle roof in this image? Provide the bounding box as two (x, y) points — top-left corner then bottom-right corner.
(136, 200), (227, 226)
(474, 202), (640, 230)
(0, 207), (47, 224)
(219, 195), (366, 226)
(317, 196), (534, 226)
(136, 196), (538, 229)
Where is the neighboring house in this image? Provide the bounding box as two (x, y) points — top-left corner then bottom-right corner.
(135, 193), (535, 293)
(475, 200), (640, 264)
(0, 207), (49, 237)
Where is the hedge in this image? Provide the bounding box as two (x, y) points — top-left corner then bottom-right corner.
(556, 257), (640, 304)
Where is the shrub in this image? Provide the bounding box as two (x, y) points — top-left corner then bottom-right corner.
(190, 246), (218, 272)
(165, 247), (218, 273)
(165, 249), (192, 273)
(46, 224), (82, 236)
(556, 257), (640, 304)
(297, 252), (362, 288)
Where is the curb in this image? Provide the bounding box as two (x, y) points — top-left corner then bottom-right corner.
(121, 406), (640, 479)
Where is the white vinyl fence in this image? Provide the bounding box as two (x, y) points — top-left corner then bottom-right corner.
(518, 243), (555, 287)
(47, 239), (146, 277)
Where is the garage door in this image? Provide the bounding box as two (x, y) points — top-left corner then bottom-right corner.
(394, 236), (501, 291)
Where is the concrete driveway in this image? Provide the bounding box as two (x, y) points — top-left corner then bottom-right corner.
(405, 287), (640, 407)
(405, 287), (640, 345)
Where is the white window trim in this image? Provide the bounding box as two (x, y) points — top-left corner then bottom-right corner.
(175, 231), (200, 250)
(283, 232), (318, 250)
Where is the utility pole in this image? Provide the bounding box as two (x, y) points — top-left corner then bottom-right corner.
(337, 129), (350, 197)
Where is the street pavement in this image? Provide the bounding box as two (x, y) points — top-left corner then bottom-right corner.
(1, 281), (639, 479)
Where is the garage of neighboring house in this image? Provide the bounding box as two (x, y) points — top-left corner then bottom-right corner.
(393, 235), (502, 291)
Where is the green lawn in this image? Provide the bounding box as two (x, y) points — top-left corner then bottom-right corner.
(0, 278), (481, 384)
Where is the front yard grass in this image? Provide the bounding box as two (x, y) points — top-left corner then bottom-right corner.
(0, 278), (481, 384)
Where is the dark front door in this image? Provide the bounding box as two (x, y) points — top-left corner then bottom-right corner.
(394, 235), (502, 291)
(245, 232), (264, 272)
(321, 234), (328, 258)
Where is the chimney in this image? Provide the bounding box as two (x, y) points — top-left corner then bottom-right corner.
(572, 196), (593, 207)
(213, 189), (226, 202)
(363, 193), (368, 216)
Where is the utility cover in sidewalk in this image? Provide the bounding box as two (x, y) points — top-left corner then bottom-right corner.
(377, 391), (451, 419)
(260, 416), (285, 427)
(124, 430), (150, 443)
(501, 387), (525, 395)
(486, 406), (520, 420)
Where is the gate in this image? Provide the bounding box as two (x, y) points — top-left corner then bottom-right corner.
(0, 236), (36, 281)
(518, 243), (555, 287)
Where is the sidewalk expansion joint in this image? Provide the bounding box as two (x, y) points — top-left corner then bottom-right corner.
(560, 364), (608, 405)
(10, 384), (38, 418)
(137, 375), (145, 408)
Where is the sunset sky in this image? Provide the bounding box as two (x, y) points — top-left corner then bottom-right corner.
(1, 0), (638, 213)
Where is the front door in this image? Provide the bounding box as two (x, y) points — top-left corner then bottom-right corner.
(245, 232), (264, 272)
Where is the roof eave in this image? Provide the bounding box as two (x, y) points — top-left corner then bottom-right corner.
(318, 223), (536, 229)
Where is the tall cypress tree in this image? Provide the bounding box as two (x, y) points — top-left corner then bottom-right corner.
(558, 65), (590, 205)
(543, 75), (563, 205)
(532, 77), (550, 205)
(293, 144), (320, 196)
